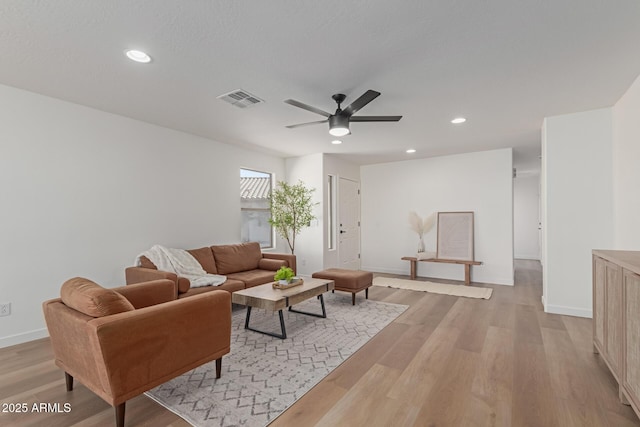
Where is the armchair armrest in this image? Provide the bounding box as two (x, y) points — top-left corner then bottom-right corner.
(262, 253), (297, 275)
(115, 279), (176, 309)
(87, 290), (231, 405)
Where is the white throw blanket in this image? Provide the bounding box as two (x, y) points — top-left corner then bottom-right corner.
(136, 245), (227, 288)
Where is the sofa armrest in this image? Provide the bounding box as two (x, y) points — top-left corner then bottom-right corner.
(262, 253), (297, 274)
(87, 290), (231, 405)
(114, 279), (176, 309)
(126, 267), (178, 286)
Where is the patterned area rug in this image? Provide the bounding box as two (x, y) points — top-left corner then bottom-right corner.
(145, 292), (408, 426)
(373, 276), (493, 299)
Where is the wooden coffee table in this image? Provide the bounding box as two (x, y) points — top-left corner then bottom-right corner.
(231, 277), (335, 339)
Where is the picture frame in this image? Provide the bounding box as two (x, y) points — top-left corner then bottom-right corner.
(436, 211), (475, 261)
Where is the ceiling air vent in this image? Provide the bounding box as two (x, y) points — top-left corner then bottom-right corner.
(217, 89), (264, 109)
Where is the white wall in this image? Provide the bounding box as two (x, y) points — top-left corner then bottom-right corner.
(514, 174), (540, 260)
(0, 84), (285, 348)
(360, 148), (514, 285)
(613, 74), (640, 249)
(541, 108), (613, 318)
(323, 154), (360, 269)
(284, 154), (324, 275)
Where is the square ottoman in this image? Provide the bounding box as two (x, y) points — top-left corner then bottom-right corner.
(311, 268), (373, 305)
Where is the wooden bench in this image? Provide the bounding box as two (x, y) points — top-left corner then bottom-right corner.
(401, 256), (482, 286)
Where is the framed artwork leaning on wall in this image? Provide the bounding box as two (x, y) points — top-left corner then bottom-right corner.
(436, 211), (475, 261)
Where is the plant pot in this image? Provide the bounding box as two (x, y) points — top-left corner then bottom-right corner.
(278, 279), (289, 285)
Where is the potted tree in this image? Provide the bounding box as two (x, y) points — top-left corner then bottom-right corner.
(268, 180), (317, 255)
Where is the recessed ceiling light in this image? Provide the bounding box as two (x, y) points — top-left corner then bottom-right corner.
(406, 149), (416, 154)
(451, 117), (466, 124)
(125, 49), (151, 63)
(331, 140), (343, 145)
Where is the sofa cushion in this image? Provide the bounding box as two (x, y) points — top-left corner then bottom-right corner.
(60, 277), (135, 317)
(211, 242), (262, 275)
(139, 255), (157, 270)
(258, 258), (287, 271)
(178, 279), (245, 298)
(186, 247), (218, 274)
(227, 269), (277, 288)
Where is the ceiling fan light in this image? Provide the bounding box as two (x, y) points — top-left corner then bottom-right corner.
(329, 115), (350, 136)
(329, 126), (349, 137)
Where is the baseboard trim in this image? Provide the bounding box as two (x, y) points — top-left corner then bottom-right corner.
(545, 304), (592, 319)
(0, 328), (48, 349)
(515, 255), (541, 261)
(361, 266), (408, 276)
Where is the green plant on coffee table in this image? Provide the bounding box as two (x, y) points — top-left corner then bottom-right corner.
(274, 266), (295, 283)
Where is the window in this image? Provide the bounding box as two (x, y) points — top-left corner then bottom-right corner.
(240, 168), (273, 248)
(327, 175), (337, 249)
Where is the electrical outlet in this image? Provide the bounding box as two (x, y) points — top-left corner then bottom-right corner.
(0, 302), (11, 317)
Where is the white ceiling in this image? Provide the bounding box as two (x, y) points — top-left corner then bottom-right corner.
(2, 1), (640, 168)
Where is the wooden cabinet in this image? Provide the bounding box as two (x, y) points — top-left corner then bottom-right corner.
(593, 255), (623, 379)
(605, 260), (623, 376)
(593, 255), (606, 354)
(593, 256), (605, 354)
(593, 250), (640, 417)
(624, 270), (640, 410)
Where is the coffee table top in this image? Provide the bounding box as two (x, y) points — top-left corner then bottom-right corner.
(231, 277), (335, 311)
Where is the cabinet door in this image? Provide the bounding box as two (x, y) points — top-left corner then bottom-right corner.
(624, 270), (640, 411)
(605, 260), (623, 377)
(593, 256), (606, 352)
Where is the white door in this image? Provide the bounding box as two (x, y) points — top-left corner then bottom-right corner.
(338, 178), (360, 270)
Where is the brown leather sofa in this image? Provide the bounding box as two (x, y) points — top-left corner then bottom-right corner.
(43, 277), (231, 427)
(125, 242), (296, 298)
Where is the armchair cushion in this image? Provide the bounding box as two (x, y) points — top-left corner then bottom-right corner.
(60, 277), (134, 318)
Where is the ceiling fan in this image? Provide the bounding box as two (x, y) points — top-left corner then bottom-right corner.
(284, 90), (402, 137)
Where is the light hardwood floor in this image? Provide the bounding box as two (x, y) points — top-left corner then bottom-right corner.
(1, 260), (639, 426)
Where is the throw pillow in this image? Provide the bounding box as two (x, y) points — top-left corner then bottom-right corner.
(60, 277), (135, 317)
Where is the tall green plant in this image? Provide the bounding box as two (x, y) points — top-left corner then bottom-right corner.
(268, 180), (317, 255)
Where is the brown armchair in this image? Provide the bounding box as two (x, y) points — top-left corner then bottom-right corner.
(42, 277), (231, 427)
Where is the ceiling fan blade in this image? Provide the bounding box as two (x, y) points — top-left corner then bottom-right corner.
(350, 115), (402, 122)
(285, 119), (328, 129)
(284, 99), (331, 117)
(340, 90), (381, 117)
